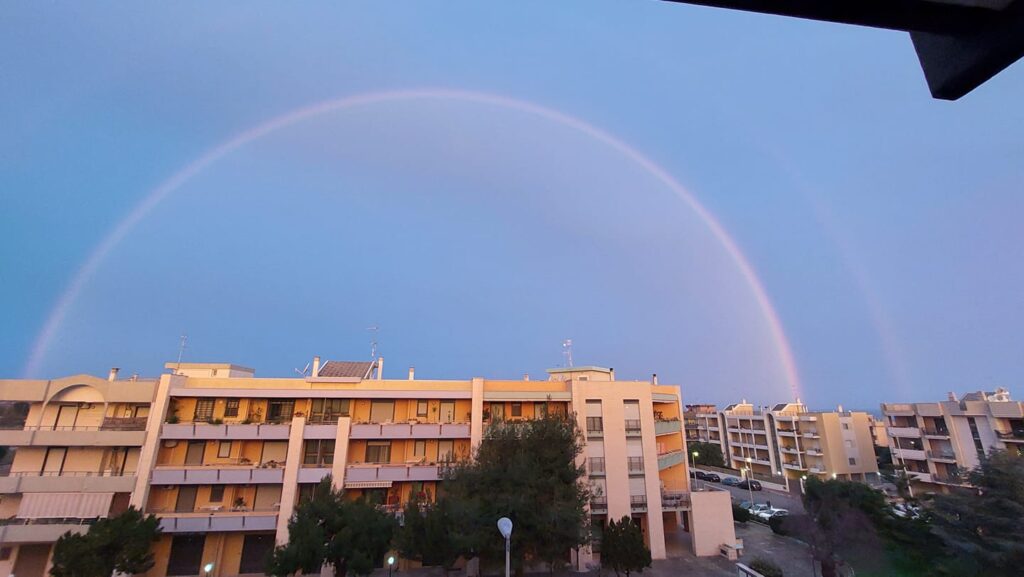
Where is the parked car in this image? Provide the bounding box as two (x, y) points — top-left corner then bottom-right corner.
(739, 500), (753, 510)
(891, 503), (921, 519)
(756, 507), (789, 521)
(705, 473), (722, 482)
(748, 503), (770, 517)
(722, 476), (741, 486)
(738, 479), (763, 491)
(694, 471), (709, 480)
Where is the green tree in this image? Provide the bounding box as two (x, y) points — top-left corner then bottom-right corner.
(396, 493), (474, 576)
(268, 477), (396, 577)
(50, 506), (161, 577)
(600, 516), (651, 577)
(687, 441), (725, 468)
(929, 450), (1024, 576)
(732, 503), (750, 523)
(444, 413), (590, 574)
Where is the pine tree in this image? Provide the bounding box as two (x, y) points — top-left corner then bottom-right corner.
(50, 506), (161, 577)
(268, 477), (396, 577)
(600, 516), (651, 577)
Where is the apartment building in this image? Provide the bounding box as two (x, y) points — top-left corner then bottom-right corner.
(694, 401), (879, 483)
(881, 388), (1024, 494)
(0, 370), (157, 577)
(0, 359), (735, 577)
(682, 404), (717, 444)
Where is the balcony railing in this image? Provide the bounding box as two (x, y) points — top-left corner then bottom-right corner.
(586, 417), (604, 436)
(590, 496), (608, 513)
(923, 428), (951, 437)
(151, 466), (285, 485)
(625, 420), (642, 434)
(661, 491), (690, 511)
(630, 495), (647, 511)
(627, 457), (644, 473)
(996, 430), (1024, 440)
(927, 450), (957, 461)
(588, 457), (605, 476)
(100, 417), (148, 430)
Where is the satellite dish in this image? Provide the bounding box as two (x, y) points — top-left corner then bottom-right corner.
(497, 517), (513, 538)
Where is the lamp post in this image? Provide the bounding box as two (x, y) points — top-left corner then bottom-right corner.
(203, 563), (214, 577)
(387, 555), (396, 577)
(690, 450), (699, 470)
(498, 517), (513, 577)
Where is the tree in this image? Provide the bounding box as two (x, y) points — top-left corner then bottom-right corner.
(687, 441), (725, 468)
(268, 477), (396, 577)
(732, 503), (750, 523)
(929, 450), (1024, 576)
(50, 506), (161, 577)
(749, 558), (783, 577)
(600, 516), (651, 577)
(444, 413), (590, 574)
(396, 493), (475, 576)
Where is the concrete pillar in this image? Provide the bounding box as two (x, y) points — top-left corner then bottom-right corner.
(640, 388), (666, 559)
(470, 378), (485, 449)
(331, 417), (352, 489)
(276, 415), (307, 545)
(130, 373), (178, 509)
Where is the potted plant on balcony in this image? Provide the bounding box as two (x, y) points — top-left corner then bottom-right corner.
(232, 497), (248, 511)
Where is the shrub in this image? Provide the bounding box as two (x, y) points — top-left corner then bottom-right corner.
(768, 514), (789, 535)
(749, 558), (783, 577)
(732, 503), (751, 523)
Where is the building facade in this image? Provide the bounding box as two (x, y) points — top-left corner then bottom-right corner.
(0, 360), (735, 577)
(881, 388), (1024, 494)
(691, 401), (879, 483)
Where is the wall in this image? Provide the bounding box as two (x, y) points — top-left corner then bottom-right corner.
(689, 490), (736, 556)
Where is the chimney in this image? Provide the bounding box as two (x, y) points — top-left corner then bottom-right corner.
(408, 367), (415, 380)
(609, 368), (615, 381)
(652, 373), (658, 385)
(377, 357), (384, 380)
(523, 374), (530, 381)
(108, 367), (120, 381)
(837, 404), (844, 413)
(312, 356), (321, 378)
(947, 391), (957, 402)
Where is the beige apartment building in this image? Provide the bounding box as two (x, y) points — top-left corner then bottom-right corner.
(687, 401), (879, 483)
(0, 359), (735, 577)
(881, 388), (1024, 494)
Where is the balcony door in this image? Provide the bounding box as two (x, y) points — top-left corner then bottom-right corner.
(175, 485), (198, 512)
(439, 401), (455, 424)
(41, 447), (66, 475)
(53, 405), (78, 430)
(184, 441), (205, 465)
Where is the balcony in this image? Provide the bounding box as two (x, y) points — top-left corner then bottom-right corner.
(996, 430), (1024, 442)
(0, 426), (146, 447)
(661, 491), (691, 511)
(345, 464), (443, 483)
(158, 511), (279, 533)
(161, 423), (291, 440)
(802, 431), (820, 439)
(625, 420), (642, 436)
(0, 520), (92, 543)
(589, 496), (608, 514)
(893, 447), (927, 461)
(627, 456), (645, 474)
(586, 417), (603, 437)
(588, 457), (606, 476)
(348, 422), (471, 440)
(927, 451), (958, 463)
(151, 466), (285, 485)
(1, 471), (137, 493)
(805, 448), (824, 457)
(777, 429), (798, 437)
(888, 427), (922, 439)
(779, 446), (803, 454)
(882, 403), (915, 415)
(657, 450), (685, 471)
(783, 462), (807, 471)
(906, 470), (933, 483)
(654, 419), (681, 436)
(922, 428), (951, 439)
(630, 495), (647, 512)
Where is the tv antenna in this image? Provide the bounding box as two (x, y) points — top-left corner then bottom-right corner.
(562, 339), (574, 368)
(368, 325), (380, 359)
(294, 362), (310, 377)
(175, 334), (188, 374)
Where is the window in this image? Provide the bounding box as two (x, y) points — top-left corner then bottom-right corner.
(414, 440), (426, 457)
(844, 440), (854, 448)
(224, 399), (240, 418)
(511, 403), (522, 417)
(417, 401), (428, 418)
(848, 458), (857, 465)
(370, 400), (395, 423)
(534, 403), (547, 419)
(439, 401), (456, 423)
(310, 399), (350, 423)
(438, 440), (455, 462)
(365, 441), (391, 464)
(490, 402), (505, 420)
(209, 485), (225, 502)
(842, 423), (850, 430)
(303, 440), (335, 466)
(267, 400), (295, 423)
(194, 399), (215, 422)
(217, 441), (232, 458)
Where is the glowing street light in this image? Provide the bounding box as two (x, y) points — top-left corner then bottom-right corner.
(690, 450), (699, 470)
(745, 457), (754, 504)
(387, 555), (396, 577)
(498, 517), (513, 577)
(203, 563), (214, 577)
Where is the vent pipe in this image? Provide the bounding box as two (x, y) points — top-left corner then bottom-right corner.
(108, 368), (120, 381)
(408, 367), (415, 380)
(312, 356), (321, 378)
(652, 373), (658, 385)
(377, 357), (384, 380)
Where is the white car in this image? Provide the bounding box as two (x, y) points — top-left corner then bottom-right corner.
(756, 507), (789, 521)
(891, 503), (921, 519)
(747, 503), (770, 516)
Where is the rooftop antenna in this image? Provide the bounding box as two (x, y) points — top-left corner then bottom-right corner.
(562, 339), (574, 368)
(175, 334), (188, 374)
(294, 362), (310, 378)
(368, 325), (380, 359)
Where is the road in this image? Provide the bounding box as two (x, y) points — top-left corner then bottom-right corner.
(693, 479), (806, 513)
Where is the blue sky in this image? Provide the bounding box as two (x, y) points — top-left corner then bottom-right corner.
(1, 1), (1022, 409)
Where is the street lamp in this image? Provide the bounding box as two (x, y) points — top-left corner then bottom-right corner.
(690, 450), (699, 470)
(203, 563), (214, 577)
(498, 517), (513, 577)
(387, 555), (396, 577)
(745, 457), (754, 504)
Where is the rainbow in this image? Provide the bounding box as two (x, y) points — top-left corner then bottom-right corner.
(22, 88), (803, 399)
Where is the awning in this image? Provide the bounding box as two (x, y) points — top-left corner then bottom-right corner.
(344, 481), (393, 489)
(18, 492), (113, 519)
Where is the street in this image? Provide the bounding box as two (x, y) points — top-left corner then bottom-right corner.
(693, 480), (806, 514)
